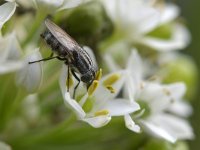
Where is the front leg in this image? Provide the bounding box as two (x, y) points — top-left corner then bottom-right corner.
(71, 70), (80, 99)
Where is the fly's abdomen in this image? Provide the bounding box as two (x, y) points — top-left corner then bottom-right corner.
(41, 30), (67, 57)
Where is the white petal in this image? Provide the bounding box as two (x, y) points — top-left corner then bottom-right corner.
(0, 61), (24, 74)
(59, 0), (89, 10)
(59, 64), (69, 97)
(129, 1), (160, 34)
(164, 82), (186, 100)
(64, 92), (86, 119)
(0, 32), (22, 62)
(104, 53), (120, 72)
(0, 2), (16, 30)
(0, 141), (11, 150)
(127, 49), (143, 81)
(16, 49), (43, 93)
(93, 71), (125, 107)
(102, 0), (160, 34)
(160, 4), (180, 24)
(167, 101), (193, 117)
(148, 114), (194, 140)
(124, 114), (141, 133)
(140, 120), (177, 143)
(141, 23), (191, 51)
(98, 99), (140, 116)
(82, 115), (111, 128)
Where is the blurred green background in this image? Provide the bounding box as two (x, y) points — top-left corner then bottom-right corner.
(177, 0), (200, 149)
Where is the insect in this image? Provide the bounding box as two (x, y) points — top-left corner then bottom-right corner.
(29, 18), (98, 98)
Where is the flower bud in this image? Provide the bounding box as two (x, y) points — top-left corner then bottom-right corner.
(63, 1), (113, 45)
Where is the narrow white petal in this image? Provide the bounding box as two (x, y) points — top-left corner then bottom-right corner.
(59, 65), (69, 97)
(141, 23), (191, 51)
(98, 99), (140, 116)
(16, 49), (43, 93)
(104, 54), (120, 72)
(82, 115), (111, 128)
(0, 2), (16, 30)
(127, 49), (143, 81)
(141, 120), (177, 143)
(124, 114), (141, 133)
(167, 101), (193, 117)
(160, 4), (180, 24)
(93, 71), (125, 107)
(150, 114), (194, 140)
(164, 82), (186, 100)
(0, 61), (24, 74)
(64, 92), (86, 119)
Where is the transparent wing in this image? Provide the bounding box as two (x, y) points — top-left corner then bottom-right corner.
(45, 18), (81, 51)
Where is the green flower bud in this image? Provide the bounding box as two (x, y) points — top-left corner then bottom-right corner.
(63, 1), (113, 46)
(147, 24), (173, 40)
(161, 54), (198, 101)
(143, 139), (173, 150)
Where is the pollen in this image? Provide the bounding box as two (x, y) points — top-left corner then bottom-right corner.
(103, 73), (121, 86)
(88, 80), (99, 96)
(95, 68), (102, 81)
(106, 85), (116, 93)
(95, 110), (109, 116)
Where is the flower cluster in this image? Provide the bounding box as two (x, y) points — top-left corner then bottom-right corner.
(0, 0), (197, 149)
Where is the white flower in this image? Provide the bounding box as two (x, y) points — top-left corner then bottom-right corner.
(16, 48), (43, 93)
(123, 50), (194, 143)
(102, 0), (160, 40)
(0, 1), (16, 30)
(0, 32), (24, 74)
(59, 65), (140, 128)
(139, 3), (191, 51)
(102, 0), (190, 51)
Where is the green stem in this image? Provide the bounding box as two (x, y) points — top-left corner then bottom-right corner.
(7, 90), (26, 118)
(11, 114), (76, 146)
(22, 11), (47, 48)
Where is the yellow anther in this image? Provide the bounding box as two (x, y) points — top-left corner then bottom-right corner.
(95, 68), (102, 81)
(106, 85), (116, 93)
(88, 80), (99, 96)
(66, 73), (74, 89)
(95, 110), (109, 116)
(163, 88), (171, 96)
(103, 74), (121, 87)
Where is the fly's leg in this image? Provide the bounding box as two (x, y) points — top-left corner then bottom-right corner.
(67, 65), (70, 92)
(29, 56), (66, 64)
(71, 70), (80, 99)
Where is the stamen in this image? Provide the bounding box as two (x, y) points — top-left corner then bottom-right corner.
(95, 68), (102, 81)
(163, 88), (171, 96)
(88, 80), (99, 96)
(95, 110), (109, 116)
(103, 73), (121, 86)
(106, 85), (116, 93)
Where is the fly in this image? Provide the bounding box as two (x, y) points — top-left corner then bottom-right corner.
(29, 18), (98, 98)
